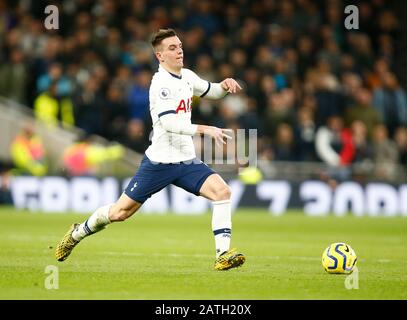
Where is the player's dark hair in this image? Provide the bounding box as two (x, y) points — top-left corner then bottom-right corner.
(151, 28), (177, 49)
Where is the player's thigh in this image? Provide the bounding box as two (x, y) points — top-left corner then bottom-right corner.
(199, 173), (231, 201)
(115, 157), (174, 220)
(109, 193), (142, 221)
(124, 155), (175, 204)
(172, 160), (215, 197)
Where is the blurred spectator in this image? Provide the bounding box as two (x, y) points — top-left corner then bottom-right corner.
(36, 62), (72, 96)
(394, 127), (407, 166)
(351, 120), (374, 165)
(209, 32), (229, 64)
(19, 18), (48, 59)
(121, 119), (150, 154)
(186, 0), (220, 36)
(315, 115), (355, 167)
(297, 36), (315, 80)
(223, 3), (241, 34)
(181, 27), (207, 67)
(263, 89), (296, 138)
(103, 83), (129, 142)
(254, 45), (273, 72)
(34, 81), (75, 129)
(112, 65), (133, 96)
(272, 58), (288, 90)
(10, 123), (48, 176)
(218, 91), (249, 126)
(229, 48), (248, 79)
(272, 123), (298, 161)
(257, 74), (276, 114)
(315, 115), (355, 181)
(347, 33), (375, 72)
(238, 97), (263, 137)
(345, 87), (380, 139)
(341, 72), (362, 107)
(371, 124), (399, 180)
(74, 77), (104, 135)
(29, 36), (62, 100)
(127, 68), (152, 121)
(235, 18), (261, 59)
(365, 58), (390, 90)
(63, 134), (125, 177)
(294, 107), (317, 161)
(318, 39), (341, 75)
(340, 54), (357, 75)
(0, 166), (13, 205)
(0, 47), (27, 104)
(102, 28), (123, 72)
(195, 54), (217, 82)
(314, 73), (345, 126)
(372, 72), (407, 136)
(266, 24), (284, 58)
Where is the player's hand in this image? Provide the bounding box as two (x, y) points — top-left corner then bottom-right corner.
(220, 78), (242, 94)
(209, 127), (233, 147)
(196, 125), (233, 147)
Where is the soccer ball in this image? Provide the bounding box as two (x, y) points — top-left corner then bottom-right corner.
(322, 242), (357, 274)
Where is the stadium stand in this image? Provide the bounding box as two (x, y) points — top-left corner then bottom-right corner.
(0, 0), (406, 182)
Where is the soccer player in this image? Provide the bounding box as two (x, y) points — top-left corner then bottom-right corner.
(55, 28), (245, 271)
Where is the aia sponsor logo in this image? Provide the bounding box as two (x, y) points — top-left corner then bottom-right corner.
(175, 97), (192, 114)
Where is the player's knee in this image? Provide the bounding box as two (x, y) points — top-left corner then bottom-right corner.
(214, 185), (231, 201)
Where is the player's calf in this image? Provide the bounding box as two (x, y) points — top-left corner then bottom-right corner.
(108, 206), (135, 222)
(108, 193), (142, 222)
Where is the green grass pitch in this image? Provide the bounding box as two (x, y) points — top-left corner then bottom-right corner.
(0, 206), (406, 300)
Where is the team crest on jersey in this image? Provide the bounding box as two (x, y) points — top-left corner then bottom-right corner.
(159, 88), (170, 99)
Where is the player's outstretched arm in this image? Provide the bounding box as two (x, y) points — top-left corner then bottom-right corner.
(159, 114), (232, 145)
(196, 73), (242, 99)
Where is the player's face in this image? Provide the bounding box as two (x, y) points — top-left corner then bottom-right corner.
(157, 36), (183, 71)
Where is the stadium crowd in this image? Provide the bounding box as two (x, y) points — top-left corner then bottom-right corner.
(0, 0), (406, 180)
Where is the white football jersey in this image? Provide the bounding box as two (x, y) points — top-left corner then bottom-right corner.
(145, 65), (211, 163)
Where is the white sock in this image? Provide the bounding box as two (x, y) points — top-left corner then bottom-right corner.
(72, 204), (112, 241)
(212, 199), (232, 258)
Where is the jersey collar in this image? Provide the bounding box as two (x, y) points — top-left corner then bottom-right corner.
(159, 65), (182, 79)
